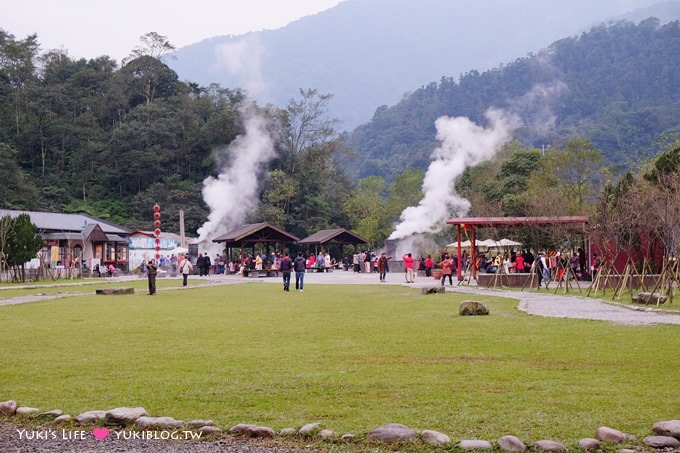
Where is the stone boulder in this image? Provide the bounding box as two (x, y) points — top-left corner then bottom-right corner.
(52, 414), (72, 425)
(578, 438), (601, 451)
(95, 287), (135, 295)
(187, 419), (214, 428)
(76, 410), (107, 424)
(595, 426), (627, 443)
(652, 420), (680, 439)
(228, 423), (276, 438)
(341, 433), (355, 442)
(198, 426), (222, 435)
(16, 407), (40, 416)
(366, 423), (416, 442)
(37, 409), (63, 420)
(135, 416), (184, 430)
(459, 300), (490, 316)
(318, 429), (337, 439)
(422, 287), (445, 295)
(533, 440), (567, 452)
(0, 400), (17, 416)
(104, 407), (148, 426)
(279, 428), (296, 436)
(644, 436), (680, 449)
(499, 435), (527, 451)
(460, 439), (493, 450)
(299, 422), (322, 436)
(421, 430), (450, 445)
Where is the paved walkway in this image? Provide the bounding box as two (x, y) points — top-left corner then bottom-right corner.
(2, 271), (680, 325)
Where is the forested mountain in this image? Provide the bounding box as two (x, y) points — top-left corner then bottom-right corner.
(169, 0), (670, 130)
(344, 18), (680, 181)
(0, 31), (352, 241)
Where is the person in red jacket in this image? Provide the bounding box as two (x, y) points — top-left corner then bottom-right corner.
(424, 255), (434, 277)
(403, 253), (415, 283)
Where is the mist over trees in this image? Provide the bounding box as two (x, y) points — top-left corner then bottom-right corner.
(1, 19), (680, 255)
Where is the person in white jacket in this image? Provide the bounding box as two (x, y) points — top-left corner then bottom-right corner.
(179, 255), (194, 287)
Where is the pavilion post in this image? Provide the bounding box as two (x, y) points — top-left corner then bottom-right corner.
(471, 226), (477, 280)
(457, 225), (463, 280)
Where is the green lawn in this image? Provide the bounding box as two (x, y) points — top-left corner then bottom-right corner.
(0, 282), (678, 445)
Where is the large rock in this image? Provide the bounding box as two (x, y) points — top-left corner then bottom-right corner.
(188, 419), (214, 428)
(499, 435), (527, 451)
(135, 416), (184, 429)
(578, 438), (601, 451)
(16, 407), (40, 416)
(95, 287), (135, 295)
(52, 414), (72, 425)
(104, 407), (148, 426)
(279, 428), (296, 436)
(652, 420), (680, 439)
(533, 440), (567, 452)
(198, 426), (222, 435)
(595, 426), (627, 443)
(366, 423), (416, 442)
(422, 287), (445, 295)
(318, 429), (337, 439)
(644, 436), (680, 449)
(229, 423), (276, 438)
(0, 400), (17, 416)
(421, 430), (450, 445)
(37, 409), (63, 420)
(460, 439), (493, 450)
(459, 300), (490, 316)
(76, 410), (107, 424)
(299, 422), (321, 436)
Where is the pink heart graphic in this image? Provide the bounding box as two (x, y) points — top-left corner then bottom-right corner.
(92, 427), (110, 441)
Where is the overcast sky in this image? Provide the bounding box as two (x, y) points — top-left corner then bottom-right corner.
(2, 0), (345, 62)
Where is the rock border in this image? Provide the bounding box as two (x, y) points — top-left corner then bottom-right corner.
(1, 400), (678, 450)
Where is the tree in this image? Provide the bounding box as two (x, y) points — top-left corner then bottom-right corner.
(0, 143), (37, 208)
(0, 30), (39, 135)
(4, 213), (43, 282)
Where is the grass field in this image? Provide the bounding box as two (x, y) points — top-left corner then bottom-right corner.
(0, 282), (678, 445)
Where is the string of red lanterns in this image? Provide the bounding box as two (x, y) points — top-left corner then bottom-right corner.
(153, 203), (161, 260)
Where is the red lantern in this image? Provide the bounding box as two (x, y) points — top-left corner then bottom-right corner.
(154, 220), (161, 227)
(154, 212), (161, 220)
(154, 228), (161, 236)
(153, 204), (160, 212)
(155, 253), (160, 260)
(155, 238), (161, 244)
(155, 246), (161, 252)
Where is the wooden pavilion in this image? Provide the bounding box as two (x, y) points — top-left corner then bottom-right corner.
(298, 228), (368, 257)
(212, 223), (300, 261)
(446, 216), (590, 280)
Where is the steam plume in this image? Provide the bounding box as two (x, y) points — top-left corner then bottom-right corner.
(196, 109), (277, 248)
(389, 108), (519, 240)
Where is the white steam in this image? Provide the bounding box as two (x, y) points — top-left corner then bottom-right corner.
(196, 110), (277, 249)
(215, 36), (268, 99)
(389, 108), (519, 240)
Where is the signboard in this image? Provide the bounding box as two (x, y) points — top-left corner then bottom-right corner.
(129, 237), (178, 250)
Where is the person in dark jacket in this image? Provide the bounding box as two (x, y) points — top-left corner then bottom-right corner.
(147, 259), (157, 295)
(293, 252), (306, 292)
(196, 254), (205, 276)
(280, 253), (293, 291)
(202, 254), (212, 276)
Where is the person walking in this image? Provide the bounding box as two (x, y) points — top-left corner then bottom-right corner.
(424, 255), (434, 277)
(403, 253), (415, 283)
(294, 251), (306, 292)
(378, 252), (391, 282)
(280, 252), (293, 291)
(439, 254), (454, 286)
(196, 254), (205, 277)
(179, 255), (193, 287)
(147, 259), (157, 295)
